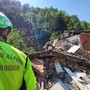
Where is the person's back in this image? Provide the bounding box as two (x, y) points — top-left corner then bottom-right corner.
(0, 12), (36, 90)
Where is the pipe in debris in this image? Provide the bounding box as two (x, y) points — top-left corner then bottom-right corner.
(41, 82), (44, 90)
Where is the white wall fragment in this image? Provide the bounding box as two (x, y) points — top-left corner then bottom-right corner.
(49, 80), (69, 90)
(67, 45), (80, 53)
(54, 61), (64, 73)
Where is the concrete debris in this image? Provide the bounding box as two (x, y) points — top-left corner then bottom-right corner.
(28, 31), (90, 90)
(64, 67), (85, 90)
(84, 84), (90, 90)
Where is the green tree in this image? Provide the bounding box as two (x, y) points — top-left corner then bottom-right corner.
(67, 15), (81, 30)
(80, 21), (90, 30)
(9, 28), (36, 54)
(9, 29), (26, 51)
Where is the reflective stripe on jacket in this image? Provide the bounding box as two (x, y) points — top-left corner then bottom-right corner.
(0, 41), (36, 90)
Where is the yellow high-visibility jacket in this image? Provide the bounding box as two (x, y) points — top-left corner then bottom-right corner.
(0, 41), (36, 90)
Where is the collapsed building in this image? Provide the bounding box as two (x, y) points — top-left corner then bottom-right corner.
(28, 30), (90, 90)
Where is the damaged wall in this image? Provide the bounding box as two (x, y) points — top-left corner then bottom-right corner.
(80, 33), (90, 51)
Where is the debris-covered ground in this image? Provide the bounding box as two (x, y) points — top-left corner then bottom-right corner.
(29, 49), (90, 90)
(28, 31), (90, 90)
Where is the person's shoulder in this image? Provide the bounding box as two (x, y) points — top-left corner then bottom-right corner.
(11, 46), (26, 56)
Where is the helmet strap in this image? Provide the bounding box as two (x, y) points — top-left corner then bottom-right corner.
(0, 28), (10, 42)
(3, 36), (7, 42)
(0, 34), (7, 42)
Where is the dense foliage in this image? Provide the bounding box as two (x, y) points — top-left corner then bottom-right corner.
(0, 0), (90, 53)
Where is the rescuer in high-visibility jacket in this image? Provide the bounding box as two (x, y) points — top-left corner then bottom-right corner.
(0, 12), (36, 90)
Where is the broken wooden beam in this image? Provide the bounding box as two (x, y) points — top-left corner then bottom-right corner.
(29, 50), (88, 64)
(31, 58), (46, 76)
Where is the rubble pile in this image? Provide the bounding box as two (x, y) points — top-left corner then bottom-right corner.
(28, 31), (90, 90)
(29, 50), (90, 90)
